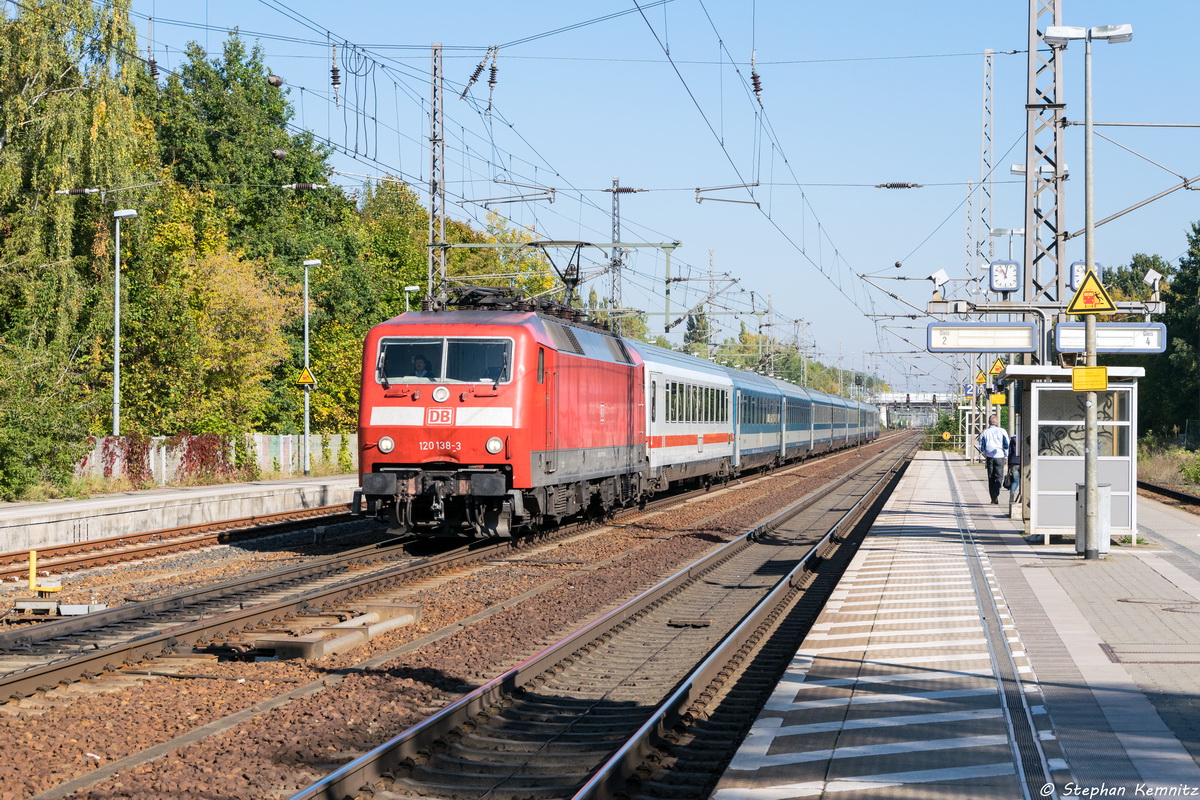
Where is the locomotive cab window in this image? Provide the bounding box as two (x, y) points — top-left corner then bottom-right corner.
(377, 337), (513, 384)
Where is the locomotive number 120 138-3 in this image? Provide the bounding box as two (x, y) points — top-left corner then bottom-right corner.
(419, 441), (461, 451)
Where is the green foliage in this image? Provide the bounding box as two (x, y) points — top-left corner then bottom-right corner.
(0, 0), (151, 498)
(1180, 451), (1200, 485)
(484, 211), (556, 297)
(0, 347), (95, 499)
(337, 436), (354, 474)
(683, 313), (711, 357)
(233, 435), (261, 481)
(1120, 227), (1200, 436)
(920, 413), (960, 451)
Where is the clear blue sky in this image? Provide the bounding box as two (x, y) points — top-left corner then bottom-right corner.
(128, 1), (1198, 395)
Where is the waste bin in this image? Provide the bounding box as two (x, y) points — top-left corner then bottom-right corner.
(1075, 483), (1111, 556)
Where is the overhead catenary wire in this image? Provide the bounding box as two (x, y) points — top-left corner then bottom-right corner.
(70, 2), (890, 378)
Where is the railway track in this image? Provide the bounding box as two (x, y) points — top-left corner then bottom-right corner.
(1, 435), (912, 799)
(0, 447), (813, 700)
(0, 503), (355, 582)
(288, 435), (917, 799)
(1138, 479), (1200, 505)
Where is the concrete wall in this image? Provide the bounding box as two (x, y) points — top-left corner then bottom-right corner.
(76, 434), (359, 484)
(0, 477), (360, 552)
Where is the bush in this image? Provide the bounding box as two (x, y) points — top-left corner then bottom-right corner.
(921, 412), (960, 451)
(1180, 452), (1200, 485)
(337, 436), (354, 473)
(167, 432), (237, 484)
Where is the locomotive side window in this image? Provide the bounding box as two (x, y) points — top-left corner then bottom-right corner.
(537, 348), (544, 384)
(446, 338), (513, 383)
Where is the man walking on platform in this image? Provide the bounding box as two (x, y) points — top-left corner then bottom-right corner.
(978, 415), (1010, 505)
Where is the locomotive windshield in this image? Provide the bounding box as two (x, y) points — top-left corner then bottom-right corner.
(377, 337), (513, 385)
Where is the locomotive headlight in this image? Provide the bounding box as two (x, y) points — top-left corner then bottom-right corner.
(377, 436), (395, 454)
(485, 437), (504, 455)
(432, 386), (450, 403)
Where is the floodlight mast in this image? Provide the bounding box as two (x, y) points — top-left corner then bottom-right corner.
(1045, 22), (1133, 561)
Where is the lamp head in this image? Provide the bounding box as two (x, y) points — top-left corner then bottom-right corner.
(1044, 25), (1087, 46)
(1142, 268), (1163, 288)
(405, 285), (420, 293)
(113, 209), (137, 219)
(1092, 24), (1133, 43)
(303, 259), (321, 267)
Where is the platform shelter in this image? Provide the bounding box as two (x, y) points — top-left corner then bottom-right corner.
(1003, 365), (1143, 544)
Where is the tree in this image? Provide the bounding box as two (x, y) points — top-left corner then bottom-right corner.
(0, 0), (151, 496)
(148, 34), (342, 263)
(484, 211), (556, 297)
(357, 179), (429, 316)
(683, 312), (711, 357)
(124, 245), (291, 434)
(1104, 253), (1173, 304)
(1148, 225), (1200, 435)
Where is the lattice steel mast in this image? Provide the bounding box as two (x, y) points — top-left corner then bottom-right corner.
(1022, 0), (1068, 315)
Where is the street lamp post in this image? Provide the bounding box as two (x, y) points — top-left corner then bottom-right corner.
(1045, 23), (1133, 560)
(112, 210), (137, 437)
(302, 259), (321, 476)
(404, 285), (419, 312)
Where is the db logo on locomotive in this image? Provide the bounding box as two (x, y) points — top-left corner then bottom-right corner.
(426, 408), (454, 425)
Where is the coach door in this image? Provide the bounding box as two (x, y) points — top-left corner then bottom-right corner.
(731, 389), (742, 469)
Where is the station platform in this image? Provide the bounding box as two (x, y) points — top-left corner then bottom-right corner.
(713, 450), (1200, 799)
(0, 475), (358, 553)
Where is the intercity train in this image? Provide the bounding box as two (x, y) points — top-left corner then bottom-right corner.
(355, 288), (878, 536)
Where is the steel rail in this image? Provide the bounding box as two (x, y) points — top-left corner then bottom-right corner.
(575, 439), (917, 799)
(0, 436), (896, 704)
(0, 458), (772, 700)
(285, 435), (917, 800)
(1138, 479), (1200, 506)
(0, 539), (480, 700)
(0, 504), (353, 580)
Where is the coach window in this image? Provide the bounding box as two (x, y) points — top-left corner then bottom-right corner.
(651, 380), (657, 422)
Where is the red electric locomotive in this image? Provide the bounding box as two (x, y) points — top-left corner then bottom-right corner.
(356, 289), (646, 536)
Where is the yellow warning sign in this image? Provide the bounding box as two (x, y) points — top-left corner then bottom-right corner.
(1065, 269), (1117, 315)
(297, 366), (317, 387)
(989, 393), (1007, 405)
(989, 357), (1005, 376)
(1072, 366), (1108, 392)
(975, 371), (987, 385)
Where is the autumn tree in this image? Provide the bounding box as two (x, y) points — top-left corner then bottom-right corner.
(0, 0), (154, 494)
